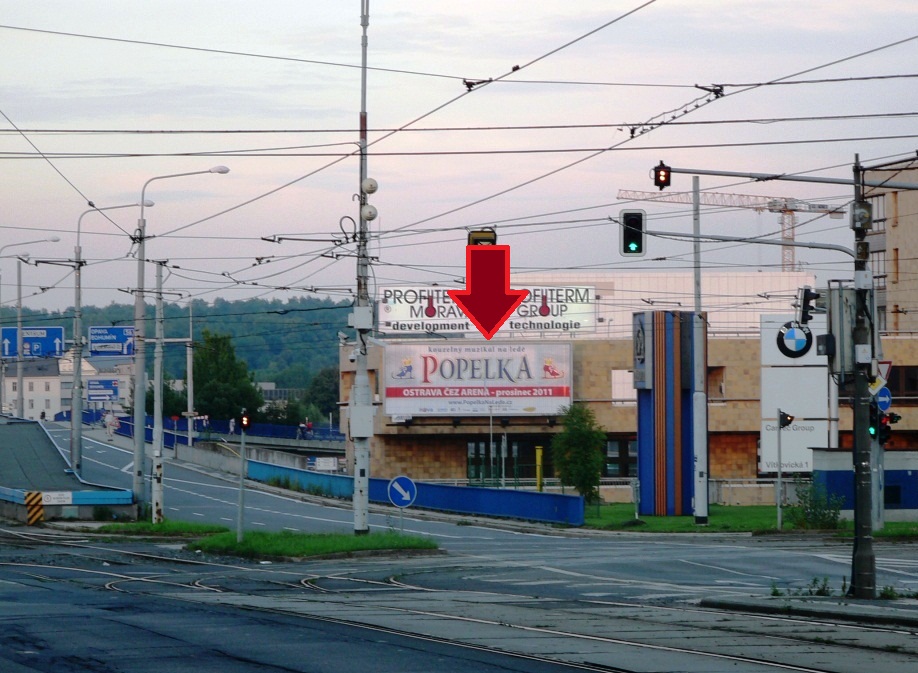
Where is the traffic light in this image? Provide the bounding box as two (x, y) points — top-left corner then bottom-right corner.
(778, 410), (794, 428)
(878, 413), (891, 445)
(241, 414), (250, 432)
(468, 227), (497, 245)
(851, 200), (873, 231)
(797, 286), (820, 324)
(619, 209), (646, 257)
(879, 411), (901, 445)
(868, 401), (879, 439)
(653, 161), (671, 190)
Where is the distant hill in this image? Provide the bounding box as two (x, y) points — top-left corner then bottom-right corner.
(2, 296), (351, 388)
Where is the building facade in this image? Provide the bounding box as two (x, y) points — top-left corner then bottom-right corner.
(340, 265), (918, 486)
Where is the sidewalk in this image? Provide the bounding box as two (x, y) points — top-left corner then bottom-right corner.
(701, 594), (918, 628)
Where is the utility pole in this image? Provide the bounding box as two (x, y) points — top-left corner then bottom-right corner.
(849, 155), (876, 598)
(650, 160), (918, 598)
(350, 0), (378, 535)
(151, 262), (165, 524)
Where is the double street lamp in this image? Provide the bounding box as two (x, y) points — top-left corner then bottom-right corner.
(67, 203), (152, 477)
(132, 166), (229, 508)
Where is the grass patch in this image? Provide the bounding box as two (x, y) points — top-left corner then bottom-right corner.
(96, 520), (230, 537)
(584, 503), (779, 533)
(586, 504), (918, 537)
(189, 530), (439, 560)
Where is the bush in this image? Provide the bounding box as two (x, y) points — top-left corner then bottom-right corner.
(786, 475), (844, 530)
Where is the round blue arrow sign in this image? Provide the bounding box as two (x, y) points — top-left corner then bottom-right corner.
(875, 386), (892, 412)
(387, 475), (417, 508)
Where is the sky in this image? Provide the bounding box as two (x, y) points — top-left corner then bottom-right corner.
(1, 0), (917, 334)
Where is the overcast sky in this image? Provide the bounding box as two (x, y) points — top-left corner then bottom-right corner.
(1, 0), (916, 330)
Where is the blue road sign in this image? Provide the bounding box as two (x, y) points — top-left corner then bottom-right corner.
(875, 386), (892, 412)
(89, 326), (134, 357)
(87, 378), (120, 401)
(387, 475), (417, 508)
(1, 326), (66, 359)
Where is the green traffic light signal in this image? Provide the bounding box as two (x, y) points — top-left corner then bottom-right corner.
(619, 209), (646, 257)
(868, 401), (879, 438)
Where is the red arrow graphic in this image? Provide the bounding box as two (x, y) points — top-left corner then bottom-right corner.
(447, 245), (529, 340)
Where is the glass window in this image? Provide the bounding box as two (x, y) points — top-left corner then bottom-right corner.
(44, 382), (50, 392)
(28, 382), (34, 392)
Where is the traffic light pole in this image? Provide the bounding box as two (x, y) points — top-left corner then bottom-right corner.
(649, 159), (918, 598)
(849, 156), (876, 598)
(692, 176), (709, 525)
(237, 422), (246, 543)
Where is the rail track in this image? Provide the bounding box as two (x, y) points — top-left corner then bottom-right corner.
(2, 526), (916, 673)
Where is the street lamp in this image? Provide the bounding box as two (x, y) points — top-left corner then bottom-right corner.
(132, 166), (229, 507)
(69, 203), (152, 477)
(0, 237), (60, 415)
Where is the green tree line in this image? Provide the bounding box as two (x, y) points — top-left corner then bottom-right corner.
(3, 295), (349, 425)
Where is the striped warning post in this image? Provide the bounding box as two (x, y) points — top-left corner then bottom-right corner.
(25, 491), (44, 525)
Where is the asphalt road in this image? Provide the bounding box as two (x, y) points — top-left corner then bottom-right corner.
(3, 423), (916, 672)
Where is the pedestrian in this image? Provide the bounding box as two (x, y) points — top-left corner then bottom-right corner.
(298, 420), (307, 440)
(306, 419), (314, 439)
(104, 411), (118, 441)
(229, 417), (235, 435)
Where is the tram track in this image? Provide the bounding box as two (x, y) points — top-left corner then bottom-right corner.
(2, 526), (916, 672)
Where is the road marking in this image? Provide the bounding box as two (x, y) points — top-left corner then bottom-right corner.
(680, 559), (780, 581)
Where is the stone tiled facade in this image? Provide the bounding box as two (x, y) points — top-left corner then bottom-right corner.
(340, 330), (917, 484)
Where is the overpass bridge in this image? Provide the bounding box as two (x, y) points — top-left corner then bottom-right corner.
(0, 416), (133, 524)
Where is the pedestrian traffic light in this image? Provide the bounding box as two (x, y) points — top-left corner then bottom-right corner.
(778, 410), (794, 428)
(796, 286), (820, 324)
(653, 161), (672, 190)
(878, 413), (892, 445)
(879, 411), (901, 445)
(619, 209), (646, 257)
(241, 414), (250, 431)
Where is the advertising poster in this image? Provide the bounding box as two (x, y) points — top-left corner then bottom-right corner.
(384, 341), (572, 417)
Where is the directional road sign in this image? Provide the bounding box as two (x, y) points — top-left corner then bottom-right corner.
(387, 475), (417, 508)
(89, 326), (134, 357)
(1, 326), (66, 359)
(875, 386), (892, 412)
(87, 379), (120, 402)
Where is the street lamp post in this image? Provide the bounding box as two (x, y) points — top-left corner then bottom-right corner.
(70, 204), (151, 477)
(0, 237), (60, 414)
(132, 166), (229, 508)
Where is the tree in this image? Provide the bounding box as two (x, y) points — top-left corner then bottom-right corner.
(193, 329), (264, 421)
(551, 404), (606, 504)
(145, 374), (188, 418)
(305, 366), (340, 423)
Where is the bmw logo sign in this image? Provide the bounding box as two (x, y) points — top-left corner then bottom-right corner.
(776, 321), (812, 359)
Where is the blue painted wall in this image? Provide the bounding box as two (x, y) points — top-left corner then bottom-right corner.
(247, 459), (584, 526)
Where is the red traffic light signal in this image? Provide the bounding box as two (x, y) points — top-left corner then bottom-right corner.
(653, 161), (671, 190)
(241, 415), (250, 431)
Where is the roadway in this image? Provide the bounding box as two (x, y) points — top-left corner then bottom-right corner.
(2, 421), (915, 672)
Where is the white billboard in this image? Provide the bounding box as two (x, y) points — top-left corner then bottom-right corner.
(378, 286), (596, 335)
(760, 313), (829, 473)
(383, 341), (572, 416)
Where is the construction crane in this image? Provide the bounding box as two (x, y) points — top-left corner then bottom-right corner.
(617, 189), (845, 271)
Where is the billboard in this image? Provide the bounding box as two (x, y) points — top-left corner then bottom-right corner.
(378, 286), (596, 335)
(384, 341), (572, 417)
(759, 314), (829, 473)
